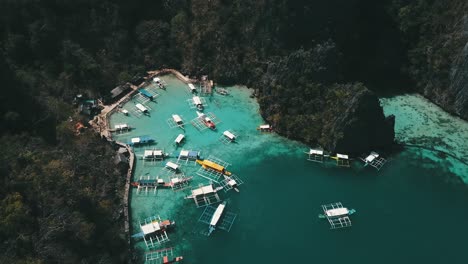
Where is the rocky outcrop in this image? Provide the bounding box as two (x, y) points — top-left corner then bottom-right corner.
(394, 2), (468, 119)
(447, 40), (468, 119)
(327, 87), (395, 154)
(258, 82), (395, 155)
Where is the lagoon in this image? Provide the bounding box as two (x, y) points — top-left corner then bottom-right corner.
(110, 75), (468, 264)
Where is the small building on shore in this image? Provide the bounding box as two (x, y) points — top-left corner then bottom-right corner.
(108, 84), (131, 103)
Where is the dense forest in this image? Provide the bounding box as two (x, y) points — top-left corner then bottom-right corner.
(0, 0), (465, 263)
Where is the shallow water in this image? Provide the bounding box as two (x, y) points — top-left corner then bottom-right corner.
(111, 76), (468, 264)
(381, 94), (468, 182)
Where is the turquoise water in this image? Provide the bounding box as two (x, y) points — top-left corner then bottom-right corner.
(381, 94), (468, 182)
(111, 75), (468, 264)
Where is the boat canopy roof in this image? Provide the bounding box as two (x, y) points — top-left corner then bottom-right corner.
(228, 179), (237, 186)
(188, 151), (199, 158)
(188, 83), (196, 90)
(179, 150), (189, 157)
(153, 77), (161, 82)
(309, 149), (323, 155)
(210, 203), (226, 226)
(202, 160), (225, 171)
(153, 150), (163, 156)
(175, 134), (185, 143)
(131, 137), (141, 143)
(223, 131), (236, 140)
(337, 153), (349, 159)
(144, 150), (153, 157)
(115, 123), (128, 129)
(259, 124), (270, 129)
(141, 221), (161, 235)
(192, 184), (214, 196)
(193, 96), (202, 105)
(139, 89), (153, 98)
(172, 114), (182, 123)
(326, 207), (349, 217)
(135, 103), (147, 112)
(365, 152), (379, 162)
(138, 179), (155, 185)
(122, 109), (129, 114)
(166, 161), (179, 170)
(171, 177), (181, 184)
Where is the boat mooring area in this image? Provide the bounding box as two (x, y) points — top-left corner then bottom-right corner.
(109, 74), (468, 264)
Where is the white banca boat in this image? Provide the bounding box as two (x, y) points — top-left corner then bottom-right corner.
(257, 124), (272, 132)
(135, 103), (149, 114)
(223, 130), (236, 142)
(319, 207), (356, 219)
(197, 111), (216, 130)
(174, 134), (185, 145)
(192, 96), (204, 111)
(188, 83), (197, 93)
(319, 202), (356, 229)
(153, 77), (165, 89)
(172, 114), (183, 127)
(208, 201), (226, 235)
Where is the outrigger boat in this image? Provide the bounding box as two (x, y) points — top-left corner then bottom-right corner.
(193, 96), (204, 111)
(196, 159), (232, 176)
(318, 207), (356, 219)
(128, 136), (155, 146)
(172, 114), (184, 127)
(257, 124), (273, 132)
(131, 217), (175, 239)
(197, 111), (216, 130)
(153, 77), (166, 89)
(184, 184), (224, 200)
(208, 201), (226, 235)
(224, 176), (240, 192)
(131, 176), (193, 189)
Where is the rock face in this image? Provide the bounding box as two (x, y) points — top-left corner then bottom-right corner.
(258, 83), (395, 155)
(394, 3), (468, 120)
(447, 41), (468, 119)
(328, 88), (395, 154)
(421, 39), (468, 120)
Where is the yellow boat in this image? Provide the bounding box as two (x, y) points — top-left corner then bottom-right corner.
(196, 159), (232, 176)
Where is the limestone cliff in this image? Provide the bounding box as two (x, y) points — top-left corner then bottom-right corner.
(258, 82), (395, 155)
(394, 2), (468, 119)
